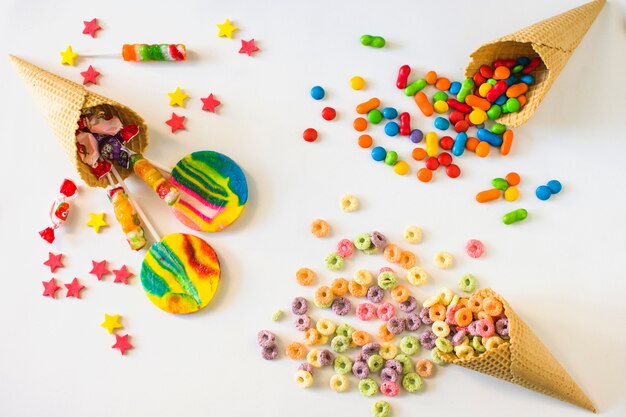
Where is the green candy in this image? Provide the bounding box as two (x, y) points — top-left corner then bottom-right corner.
(456, 78), (475, 103)
(404, 78), (426, 96)
(358, 377), (378, 397)
(334, 355), (353, 374)
(368, 109), (383, 124)
(492, 177), (509, 191)
(400, 335), (419, 356)
(360, 34), (385, 48)
(336, 323), (354, 338)
(512, 64), (524, 74)
(458, 274), (477, 293)
(487, 78), (497, 86)
(394, 353), (412, 374)
(384, 151), (398, 166)
(435, 337), (453, 353)
(354, 233), (372, 250)
(433, 91), (448, 102)
(377, 271), (397, 290)
(360, 35), (373, 45)
(148, 44), (165, 60)
(324, 252), (344, 271)
(402, 372), (424, 393)
(331, 335), (350, 353)
(506, 97), (521, 112)
(138, 45), (151, 61)
(367, 354), (384, 372)
(502, 208), (528, 225)
(487, 104), (502, 120)
(372, 400), (391, 417)
(491, 123), (507, 135)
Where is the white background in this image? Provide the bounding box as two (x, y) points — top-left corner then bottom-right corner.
(1, 0), (625, 416)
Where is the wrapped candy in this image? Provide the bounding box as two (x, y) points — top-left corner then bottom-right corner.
(130, 155), (180, 205)
(39, 179), (77, 243)
(122, 44), (186, 62)
(107, 186), (146, 251)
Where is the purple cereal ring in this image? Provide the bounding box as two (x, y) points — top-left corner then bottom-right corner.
(495, 317), (509, 337)
(384, 359), (402, 375)
(370, 231), (388, 248)
(386, 317), (405, 335)
(352, 360), (370, 379)
(260, 344), (278, 360)
(419, 330), (437, 350)
(257, 330), (276, 347)
(332, 296), (352, 316)
(465, 239), (484, 259)
(318, 349), (334, 366)
(405, 313), (422, 331)
(295, 315), (311, 331)
(367, 285), (385, 304)
(452, 329), (468, 346)
(419, 307), (433, 325)
(298, 362), (314, 376)
(467, 321), (479, 336)
(377, 302), (396, 321)
(336, 239), (355, 258)
(398, 296), (417, 313)
(354, 352), (368, 363)
(362, 342), (381, 358)
(476, 319), (495, 338)
(291, 297), (308, 315)
(380, 367), (400, 383)
(356, 303), (376, 321)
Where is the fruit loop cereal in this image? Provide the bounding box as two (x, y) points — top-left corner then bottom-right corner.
(465, 239), (484, 258)
(311, 219), (330, 237)
(341, 194), (360, 212)
(433, 251), (454, 269)
(404, 226), (422, 244)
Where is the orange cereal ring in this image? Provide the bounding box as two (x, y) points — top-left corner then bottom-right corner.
(391, 285), (410, 303)
(331, 278), (349, 296)
(398, 251), (416, 269)
(358, 134), (373, 149)
(352, 330), (371, 347)
(454, 307), (473, 327)
(415, 358), (433, 378)
(468, 293), (484, 313)
(296, 268), (315, 286)
(303, 328), (319, 345)
(383, 244), (402, 263)
(348, 280), (368, 298)
(477, 311), (494, 323)
(286, 342), (306, 359)
(482, 297), (503, 316)
(456, 298), (469, 308)
(378, 323), (395, 342)
(435, 77), (451, 91)
(314, 286), (333, 305)
(310, 219), (330, 238)
(428, 303), (446, 322)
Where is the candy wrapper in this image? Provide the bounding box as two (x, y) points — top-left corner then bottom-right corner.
(39, 179), (77, 243)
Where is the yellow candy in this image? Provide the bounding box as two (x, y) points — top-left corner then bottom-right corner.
(478, 83), (492, 98)
(425, 132), (438, 157)
(350, 76), (366, 90)
(504, 186), (520, 201)
(393, 161), (409, 175)
(469, 108), (487, 125)
(433, 100), (449, 114)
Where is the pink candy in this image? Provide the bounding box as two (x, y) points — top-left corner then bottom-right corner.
(356, 303), (376, 321)
(376, 302), (396, 322)
(465, 239), (484, 259)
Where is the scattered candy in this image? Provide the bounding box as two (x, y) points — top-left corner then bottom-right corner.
(42, 278), (60, 298)
(65, 278), (85, 298)
(89, 260), (110, 281)
(502, 208), (528, 225)
(165, 112), (186, 133)
(39, 179), (77, 243)
(112, 334), (133, 355)
(86, 212), (108, 233)
(310, 86), (325, 100)
(101, 314), (123, 334)
(107, 186), (146, 250)
(82, 18), (101, 38)
(351, 76), (366, 90)
(322, 107), (337, 121)
(168, 87), (189, 107)
(536, 180), (562, 200)
(201, 93), (221, 112)
(80, 65), (100, 85)
(303, 128), (318, 142)
(360, 35), (385, 48)
(60, 45), (79, 66)
(112, 265), (133, 285)
(216, 19), (238, 38)
(43, 252), (64, 273)
(239, 39), (260, 56)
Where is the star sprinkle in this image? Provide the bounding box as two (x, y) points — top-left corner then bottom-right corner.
(89, 260), (110, 281)
(217, 19), (238, 38)
(82, 18), (101, 38)
(87, 212), (108, 233)
(201, 94), (221, 113)
(239, 39), (260, 56)
(101, 314), (123, 334)
(43, 252), (64, 273)
(112, 334), (133, 355)
(65, 278), (85, 298)
(60, 46), (79, 66)
(80, 65), (100, 85)
(168, 87), (189, 107)
(165, 113), (186, 133)
(112, 265), (133, 285)
(42, 278), (61, 298)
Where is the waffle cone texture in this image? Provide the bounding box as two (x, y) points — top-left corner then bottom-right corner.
(465, 0), (605, 127)
(440, 288), (595, 411)
(9, 55), (148, 188)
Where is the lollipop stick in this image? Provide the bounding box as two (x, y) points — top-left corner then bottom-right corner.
(110, 167), (162, 242)
(80, 52), (121, 58)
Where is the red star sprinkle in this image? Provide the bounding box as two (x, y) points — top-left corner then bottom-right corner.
(82, 18), (101, 38)
(201, 94), (221, 113)
(80, 65), (101, 85)
(43, 252), (64, 273)
(112, 334), (133, 355)
(239, 39), (259, 56)
(165, 113), (186, 133)
(112, 265), (133, 285)
(90, 260), (110, 281)
(65, 278), (85, 298)
(42, 278), (61, 298)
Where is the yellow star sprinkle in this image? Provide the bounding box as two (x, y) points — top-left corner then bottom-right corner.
(101, 314), (123, 334)
(87, 212), (108, 233)
(216, 19), (238, 38)
(167, 87), (189, 107)
(60, 45), (79, 66)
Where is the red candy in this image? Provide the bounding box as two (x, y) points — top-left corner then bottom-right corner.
(449, 110), (465, 124)
(396, 65), (411, 89)
(454, 120), (470, 133)
(447, 99), (472, 114)
(472, 72), (486, 87)
(399, 112), (411, 136)
(479, 65), (494, 79)
(522, 57), (542, 74)
(425, 156), (439, 171)
(437, 152), (452, 167)
(446, 164), (461, 178)
(39, 227), (55, 243)
(439, 136), (454, 151)
(494, 59), (516, 69)
(321, 107), (336, 121)
(59, 179), (77, 197)
(485, 80), (508, 102)
(303, 128), (318, 142)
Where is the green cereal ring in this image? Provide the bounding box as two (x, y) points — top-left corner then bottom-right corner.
(449, 295), (460, 307)
(271, 309), (282, 321)
(367, 354), (384, 373)
(400, 336), (419, 356)
(331, 335), (350, 353)
(336, 323), (355, 339)
(402, 372), (424, 393)
(358, 377), (378, 397)
(394, 353), (412, 374)
(491, 123), (507, 135)
(354, 233), (372, 250)
(431, 348), (445, 365)
(435, 337), (453, 353)
(458, 274), (477, 293)
(363, 246), (379, 255)
(314, 299), (333, 309)
(325, 252), (344, 271)
(377, 271), (398, 290)
(471, 336), (486, 353)
(433, 91), (448, 102)
(372, 400), (391, 417)
(492, 178), (509, 191)
(334, 355), (353, 374)
(368, 109), (384, 124)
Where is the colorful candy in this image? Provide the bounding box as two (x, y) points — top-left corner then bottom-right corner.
(303, 128), (318, 142)
(502, 208), (528, 225)
(396, 65), (411, 89)
(39, 179), (78, 243)
(351, 76), (366, 90)
(536, 180), (562, 200)
(360, 35), (386, 48)
(107, 186), (146, 250)
(121, 44), (186, 62)
(310, 86), (325, 100)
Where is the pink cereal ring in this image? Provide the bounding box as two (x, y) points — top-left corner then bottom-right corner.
(356, 303), (376, 321)
(376, 302), (396, 322)
(336, 239), (355, 258)
(379, 267), (394, 274)
(476, 319), (495, 338)
(465, 239), (484, 258)
(445, 304), (462, 325)
(380, 381), (399, 397)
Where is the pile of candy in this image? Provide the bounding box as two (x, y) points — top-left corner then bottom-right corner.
(257, 228), (508, 416)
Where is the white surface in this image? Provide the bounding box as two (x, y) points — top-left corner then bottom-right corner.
(1, 0), (625, 416)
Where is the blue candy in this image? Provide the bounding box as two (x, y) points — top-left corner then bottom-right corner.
(371, 146), (386, 161)
(520, 74), (535, 85)
(517, 56), (530, 66)
(476, 129), (503, 147)
(535, 185), (552, 201)
(547, 180), (562, 194)
(452, 132), (467, 157)
(382, 107), (398, 119)
(310, 86), (325, 100)
(409, 129), (423, 143)
(433, 117), (450, 131)
(495, 94), (508, 106)
(449, 81), (461, 95)
(384, 121), (400, 136)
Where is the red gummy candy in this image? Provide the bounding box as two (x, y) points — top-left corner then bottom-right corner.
(39, 227), (55, 243)
(60, 179), (77, 197)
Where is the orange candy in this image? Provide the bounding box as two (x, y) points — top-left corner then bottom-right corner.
(518, 95), (527, 107)
(476, 188), (501, 203)
(505, 171), (520, 186)
(464, 95), (491, 111)
(465, 137), (479, 152)
(358, 134), (373, 148)
(435, 77), (451, 91)
(356, 98), (380, 114)
(501, 130), (514, 156)
(353, 117), (368, 132)
(493, 66), (511, 80)
(414, 91), (434, 117)
(475, 141), (490, 158)
(506, 83), (529, 98)
(412, 148), (427, 161)
(417, 168), (433, 182)
(425, 70), (437, 85)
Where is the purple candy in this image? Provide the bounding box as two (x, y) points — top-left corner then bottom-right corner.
(298, 362), (314, 375)
(419, 330), (437, 350)
(257, 330), (276, 347)
(405, 313), (422, 331)
(260, 344), (278, 360)
(381, 367), (400, 382)
(291, 297), (308, 315)
(409, 129), (424, 143)
(362, 342), (381, 358)
(352, 361), (370, 379)
(370, 231), (388, 248)
(398, 296), (417, 313)
(384, 359), (402, 375)
(387, 317), (405, 335)
(295, 315), (311, 331)
(419, 307), (433, 325)
(319, 349), (334, 366)
(452, 329), (468, 346)
(332, 296), (352, 316)
(495, 317), (509, 337)
(467, 321), (479, 336)
(367, 285), (385, 304)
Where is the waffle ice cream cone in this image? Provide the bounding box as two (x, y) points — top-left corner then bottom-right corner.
(465, 0), (605, 127)
(440, 288), (595, 411)
(9, 55), (148, 187)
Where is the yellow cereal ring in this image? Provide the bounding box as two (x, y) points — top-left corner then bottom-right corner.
(294, 370), (313, 388)
(303, 328), (320, 345)
(316, 318), (337, 336)
(407, 266), (428, 286)
(423, 293), (442, 308)
(317, 335), (329, 346)
(383, 244), (402, 263)
(484, 335), (505, 351)
(431, 320), (450, 337)
(315, 286), (334, 305)
(398, 251), (417, 269)
(454, 345), (475, 360)
(437, 288), (454, 306)
(307, 349), (322, 368)
(331, 278), (349, 296)
(404, 226), (423, 244)
(433, 251), (454, 269)
(354, 269), (373, 286)
(391, 285), (410, 303)
(330, 374), (349, 392)
(286, 342), (307, 359)
(296, 268), (315, 286)
(340, 194), (360, 212)
(310, 219), (330, 237)
(379, 342), (399, 360)
(348, 280), (368, 298)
